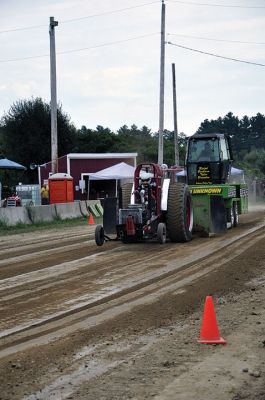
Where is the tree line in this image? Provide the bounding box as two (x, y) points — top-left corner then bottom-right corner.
(0, 98), (264, 184)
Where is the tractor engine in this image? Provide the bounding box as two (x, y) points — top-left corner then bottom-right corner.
(117, 163), (163, 243)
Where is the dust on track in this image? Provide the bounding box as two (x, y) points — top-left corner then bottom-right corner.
(0, 206), (264, 399)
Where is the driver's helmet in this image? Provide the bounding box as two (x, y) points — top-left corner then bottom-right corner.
(161, 163), (168, 170)
(140, 170), (153, 182)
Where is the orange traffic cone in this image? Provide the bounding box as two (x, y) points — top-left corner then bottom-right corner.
(198, 296), (226, 345)
(88, 213), (95, 225)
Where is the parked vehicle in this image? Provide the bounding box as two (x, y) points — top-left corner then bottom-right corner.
(2, 194), (22, 207)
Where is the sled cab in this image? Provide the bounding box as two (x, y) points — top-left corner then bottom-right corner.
(186, 133), (233, 185)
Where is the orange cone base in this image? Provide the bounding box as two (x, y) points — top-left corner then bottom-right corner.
(198, 337), (226, 345)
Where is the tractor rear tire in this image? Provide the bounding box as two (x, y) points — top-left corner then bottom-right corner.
(121, 183), (133, 208)
(95, 225), (105, 246)
(167, 183), (193, 242)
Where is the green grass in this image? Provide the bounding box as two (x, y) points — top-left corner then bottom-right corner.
(0, 216), (103, 236)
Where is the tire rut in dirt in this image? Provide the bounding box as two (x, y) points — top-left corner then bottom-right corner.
(1, 228), (264, 358)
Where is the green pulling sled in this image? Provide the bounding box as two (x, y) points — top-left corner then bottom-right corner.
(186, 133), (248, 236)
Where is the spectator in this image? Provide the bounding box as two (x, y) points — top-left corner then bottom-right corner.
(41, 184), (49, 205)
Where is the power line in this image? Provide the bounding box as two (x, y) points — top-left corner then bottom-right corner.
(0, 1), (159, 35)
(0, 24), (47, 35)
(57, 33), (159, 55)
(167, 41), (265, 67)
(167, 0), (265, 8)
(60, 1), (159, 24)
(168, 33), (265, 46)
(0, 33), (159, 63)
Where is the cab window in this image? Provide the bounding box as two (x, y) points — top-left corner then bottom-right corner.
(188, 139), (219, 162)
(219, 138), (229, 160)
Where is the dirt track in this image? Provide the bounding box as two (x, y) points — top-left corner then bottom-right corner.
(0, 205), (264, 400)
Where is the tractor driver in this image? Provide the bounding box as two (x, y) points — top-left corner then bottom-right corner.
(138, 171), (151, 205)
(137, 170), (156, 216)
(198, 142), (214, 161)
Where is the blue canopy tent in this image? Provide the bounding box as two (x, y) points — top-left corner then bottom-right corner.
(0, 158), (26, 170)
(0, 159), (27, 203)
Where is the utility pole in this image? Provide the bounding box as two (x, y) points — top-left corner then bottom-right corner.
(49, 16), (58, 175)
(158, 0), (166, 165)
(172, 63), (179, 166)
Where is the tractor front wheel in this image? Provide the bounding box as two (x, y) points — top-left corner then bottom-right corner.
(95, 225), (105, 246)
(167, 183), (193, 242)
(157, 222), (167, 244)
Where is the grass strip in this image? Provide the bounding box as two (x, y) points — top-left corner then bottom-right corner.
(0, 216), (103, 236)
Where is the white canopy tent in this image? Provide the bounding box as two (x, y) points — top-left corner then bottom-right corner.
(88, 162), (135, 197)
(89, 162), (135, 180)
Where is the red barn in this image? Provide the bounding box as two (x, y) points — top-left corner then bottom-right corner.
(40, 153), (137, 201)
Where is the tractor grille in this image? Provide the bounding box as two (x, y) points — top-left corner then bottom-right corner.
(119, 208), (143, 225)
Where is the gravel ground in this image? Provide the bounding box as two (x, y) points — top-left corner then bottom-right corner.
(0, 205), (264, 400)
(73, 234), (265, 400)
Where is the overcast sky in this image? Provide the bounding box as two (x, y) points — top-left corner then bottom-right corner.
(0, 0), (264, 136)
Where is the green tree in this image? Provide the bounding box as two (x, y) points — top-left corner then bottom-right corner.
(90, 124), (188, 166)
(0, 97), (77, 182)
(236, 149), (265, 178)
(74, 125), (119, 153)
(249, 113), (265, 149)
(197, 112), (265, 158)
(116, 124), (156, 162)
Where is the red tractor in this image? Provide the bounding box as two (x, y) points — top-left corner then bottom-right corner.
(95, 162), (193, 245)
(2, 193), (22, 208)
